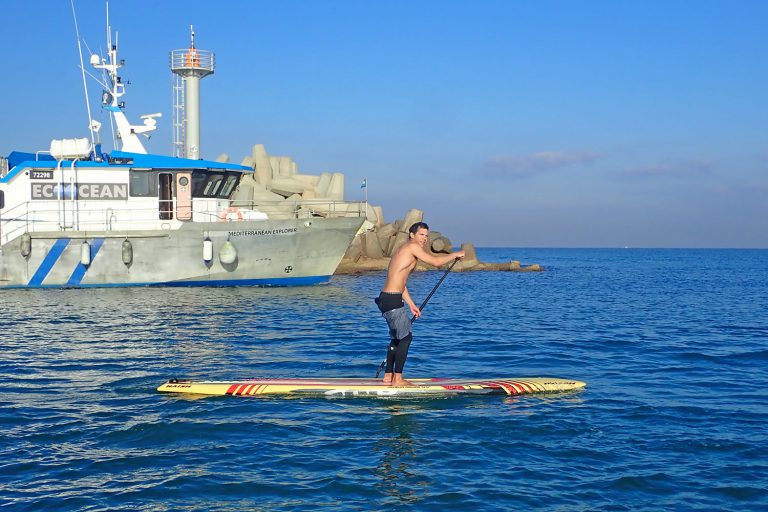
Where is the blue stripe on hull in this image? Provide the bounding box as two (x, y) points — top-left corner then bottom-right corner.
(66, 238), (105, 286)
(157, 275), (332, 288)
(27, 239), (70, 286)
(8, 274), (332, 289)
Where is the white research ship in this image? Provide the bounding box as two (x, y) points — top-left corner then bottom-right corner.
(0, 20), (363, 289)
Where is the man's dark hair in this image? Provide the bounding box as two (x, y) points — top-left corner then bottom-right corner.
(408, 222), (429, 235)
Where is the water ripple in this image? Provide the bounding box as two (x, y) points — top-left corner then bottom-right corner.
(1, 249), (767, 510)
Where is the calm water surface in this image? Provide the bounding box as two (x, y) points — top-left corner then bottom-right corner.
(1, 248), (766, 511)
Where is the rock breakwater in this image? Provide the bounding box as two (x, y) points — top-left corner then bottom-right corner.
(222, 144), (542, 274)
(336, 207), (543, 275)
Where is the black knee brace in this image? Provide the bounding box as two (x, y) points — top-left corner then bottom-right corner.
(384, 334), (413, 373)
(392, 334), (413, 374)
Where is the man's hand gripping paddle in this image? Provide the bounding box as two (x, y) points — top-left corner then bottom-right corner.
(374, 258), (461, 378)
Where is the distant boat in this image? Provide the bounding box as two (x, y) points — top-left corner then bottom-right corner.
(0, 14), (363, 289)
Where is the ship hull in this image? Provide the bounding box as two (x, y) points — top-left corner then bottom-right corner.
(0, 216), (362, 289)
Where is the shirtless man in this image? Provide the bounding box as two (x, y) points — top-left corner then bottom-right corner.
(375, 222), (465, 386)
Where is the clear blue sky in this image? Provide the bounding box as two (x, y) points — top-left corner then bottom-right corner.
(2, 1), (766, 248)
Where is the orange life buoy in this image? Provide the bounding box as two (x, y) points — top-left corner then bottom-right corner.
(219, 207), (243, 222)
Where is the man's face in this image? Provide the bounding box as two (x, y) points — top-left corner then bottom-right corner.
(411, 228), (429, 247)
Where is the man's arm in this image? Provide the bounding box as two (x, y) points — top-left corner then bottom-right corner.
(412, 244), (465, 268)
(402, 245), (464, 318)
(403, 287), (420, 318)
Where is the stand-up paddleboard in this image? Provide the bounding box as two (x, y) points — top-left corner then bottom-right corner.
(157, 377), (586, 398)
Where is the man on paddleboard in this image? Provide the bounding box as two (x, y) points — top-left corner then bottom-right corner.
(376, 222), (464, 386)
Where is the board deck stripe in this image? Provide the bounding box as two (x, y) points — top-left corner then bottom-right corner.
(158, 377), (586, 398)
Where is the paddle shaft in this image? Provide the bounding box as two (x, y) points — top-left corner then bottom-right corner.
(374, 258), (460, 378)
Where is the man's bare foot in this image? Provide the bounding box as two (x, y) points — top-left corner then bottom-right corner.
(382, 373), (393, 384)
(390, 374), (415, 387)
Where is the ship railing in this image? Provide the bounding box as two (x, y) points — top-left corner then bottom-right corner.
(170, 49), (214, 73)
(0, 202), (168, 245)
(1, 200), (366, 245)
(228, 199), (366, 220)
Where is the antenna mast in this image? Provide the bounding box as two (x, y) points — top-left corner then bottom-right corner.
(70, 0), (97, 155)
(89, 1), (161, 154)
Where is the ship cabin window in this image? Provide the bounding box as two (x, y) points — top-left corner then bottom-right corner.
(192, 172), (242, 199)
(220, 174), (239, 198)
(129, 170), (159, 197)
(202, 174), (225, 196)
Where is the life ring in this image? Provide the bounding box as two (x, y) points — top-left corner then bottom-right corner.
(219, 207), (243, 222)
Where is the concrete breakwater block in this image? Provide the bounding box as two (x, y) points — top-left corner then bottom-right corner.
(460, 242), (479, 268)
(347, 209), (456, 260)
(364, 203), (378, 224)
(363, 231), (385, 258)
(251, 144), (273, 188)
(270, 177), (307, 197)
(376, 223), (397, 249)
(373, 206), (384, 226)
(428, 231), (452, 254)
(316, 172), (332, 197)
(269, 157), (281, 178)
(326, 173), (345, 201)
(269, 156), (297, 178)
(231, 182), (254, 206)
(343, 235), (364, 262)
(252, 189), (286, 202)
(390, 231), (409, 255)
(232, 143), (357, 212)
(400, 209), (424, 233)
(294, 174), (320, 188)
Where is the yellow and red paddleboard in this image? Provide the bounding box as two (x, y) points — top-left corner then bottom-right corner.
(157, 377), (586, 398)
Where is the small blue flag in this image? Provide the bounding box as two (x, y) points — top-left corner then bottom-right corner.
(360, 179), (367, 189)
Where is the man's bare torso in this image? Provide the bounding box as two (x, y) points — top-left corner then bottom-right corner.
(382, 241), (418, 293)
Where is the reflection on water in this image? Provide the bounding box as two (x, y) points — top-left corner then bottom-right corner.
(374, 403), (429, 506)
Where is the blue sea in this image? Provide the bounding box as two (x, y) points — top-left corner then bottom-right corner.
(1, 248), (767, 511)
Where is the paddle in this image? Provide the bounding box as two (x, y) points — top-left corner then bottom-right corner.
(374, 257), (460, 378)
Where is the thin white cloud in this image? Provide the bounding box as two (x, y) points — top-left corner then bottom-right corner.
(629, 158), (714, 178)
(481, 150), (603, 178)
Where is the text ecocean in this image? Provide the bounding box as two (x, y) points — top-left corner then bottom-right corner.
(31, 183), (128, 200)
